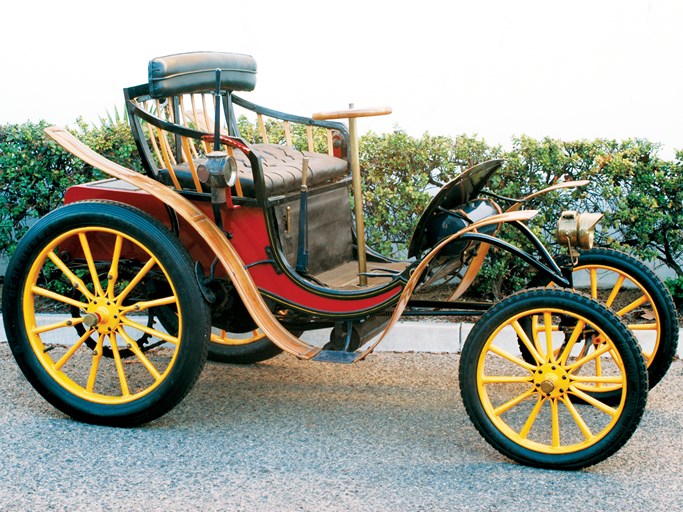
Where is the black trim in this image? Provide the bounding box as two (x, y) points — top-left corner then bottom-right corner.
(459, 232), (570, 288)
(259, 289), (402, 320)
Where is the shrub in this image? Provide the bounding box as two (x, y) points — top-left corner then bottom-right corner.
(665, 276), (683, 309)
(0, 118), (140, 257)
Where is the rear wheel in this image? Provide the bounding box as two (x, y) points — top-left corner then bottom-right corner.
(460, 288), (647, 469)
(208, 329), (283, 364)
(2, 202), (211, 426)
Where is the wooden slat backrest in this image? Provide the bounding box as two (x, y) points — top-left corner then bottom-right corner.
(128, 87), (348, 200)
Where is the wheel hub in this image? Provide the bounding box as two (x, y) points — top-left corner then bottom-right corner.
(533, 363), (570, 398)
(85, 298), (122, 334)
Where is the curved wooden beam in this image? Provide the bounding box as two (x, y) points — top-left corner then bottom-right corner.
(356, 209), (538, 360)
(45, 127), (321, 360)
(505, 181), (590, 212)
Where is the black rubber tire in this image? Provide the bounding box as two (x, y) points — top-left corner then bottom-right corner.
(459, 288), (648, 470)
(526, 248), (677, 391)
(2, 201), (211, 426)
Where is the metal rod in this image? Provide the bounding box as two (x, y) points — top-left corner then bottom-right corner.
(348, 103), (367, 286)
(213, 69), (222, 152)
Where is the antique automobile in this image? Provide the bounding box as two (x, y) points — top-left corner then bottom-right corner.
(2, 52), (677, 470)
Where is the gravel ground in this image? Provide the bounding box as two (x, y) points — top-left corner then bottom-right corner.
(0, 343), (682, 512)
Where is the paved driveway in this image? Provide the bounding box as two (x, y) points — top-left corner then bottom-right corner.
(0, 343), (682, 512)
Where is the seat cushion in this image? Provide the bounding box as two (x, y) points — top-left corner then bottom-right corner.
(148, 52), (257, 98)
(235, 144), (348, 197)
(158, 143), (349, 197)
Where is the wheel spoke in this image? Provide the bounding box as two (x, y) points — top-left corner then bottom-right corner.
(605, 275), (626, 308)
(531, 315), (543, 355)
(571, 375), (624, 384)
(569, 386), (617, 416)
(109, 333), (130, 396)
(121, 295), (177, 314)
(594, 350), (604, 388)
(558, 320), (586, 365)
(512, 320), (543, 364)
(118, 329), (162, 380)
(481, 374), (534, 384)
(566, 342), (613, 372)
(488, 343), (537, 372)
(86, 334), (105, 392)
(544, 312), (554, 362)
(616, 294), (649, 316)
(109, 333), (131, 396)
(31, 285), (88, 310)
(493, 387), (535, 416)
(627, 323), (657, 331)
(115, 258), (157, 305)
(46, 251), (95, 301)
(107, 234), (123, 299)
(33, 316), (85, 335)
(561, 396), (593, 440)
(518, 395), (545, 439)
(53, 330), (92, 371)
(120, 318), (179, 345)
(590, 268), (598, 299)
(550, 398), (560, 448)
(78, 232), (105, 297)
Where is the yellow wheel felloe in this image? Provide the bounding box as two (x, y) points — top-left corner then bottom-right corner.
(210, 329), (266, 346)
(22, 226), (181, 405)
(460, 288), (647, 469)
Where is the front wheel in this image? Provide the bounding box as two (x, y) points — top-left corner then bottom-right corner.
(460, 288), (647, 469)
(2, 201), (211, 426)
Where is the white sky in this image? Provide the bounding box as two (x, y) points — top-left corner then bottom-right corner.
(1, 0), (681, 156)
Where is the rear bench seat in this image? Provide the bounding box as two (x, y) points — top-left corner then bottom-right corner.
(144, 51), (349, 198)
(159, 143), (349, 197)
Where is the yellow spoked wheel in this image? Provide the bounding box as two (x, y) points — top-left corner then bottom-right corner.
(460, 288), (647, 469)
(2, 202), (210, 426)
(527, 248), (678, 392)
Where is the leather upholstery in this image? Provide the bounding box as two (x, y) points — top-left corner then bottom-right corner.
(158, 143), (349, 197)
(235, 144), (348, 197)
(148, 52), (257, 98)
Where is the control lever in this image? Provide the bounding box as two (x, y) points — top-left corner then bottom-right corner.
(296, 157), (310, 273)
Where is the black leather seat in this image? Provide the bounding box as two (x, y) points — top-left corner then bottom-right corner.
(145, 52), (349, 197)
(158, 143), (349, 197)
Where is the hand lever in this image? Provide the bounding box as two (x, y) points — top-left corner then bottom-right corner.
(296, 157), (310, 273)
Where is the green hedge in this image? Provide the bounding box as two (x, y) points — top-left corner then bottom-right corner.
(2, 119), (682, 302)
